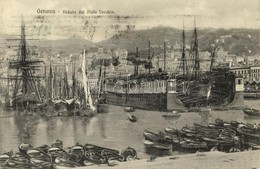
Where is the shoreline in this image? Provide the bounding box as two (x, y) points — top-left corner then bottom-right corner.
(57, 150), (260, 169)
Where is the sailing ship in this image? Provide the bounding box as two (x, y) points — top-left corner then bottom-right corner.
(104, 24), (244, 111)
(95, 60), (109, 113)
(6, 17), (43, 112)
(79, 48), (96, 116)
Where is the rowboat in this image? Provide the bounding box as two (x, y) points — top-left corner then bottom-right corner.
(143, 140), (172, 151)
(179, 140), (208, 151)
(6, 152), (35, 168)
(162, 111), (181, 118)
(124, 107), (136, 112)
(68, 144), (86, 166)
(164, 127), (179, 135)
(48, 147), (81, 167)
(143, 130), (172, 144)
(27, 149), (53, 168)
(243, 108), (260, 117)
(237, 127), (260, 144)
(120, 147), (138, 161)
(128, 114), (138, 122)
(0, 153), (10, 167)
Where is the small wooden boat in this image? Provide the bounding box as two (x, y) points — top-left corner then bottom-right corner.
(7, 152), (35, 168)
(124, 106), (136, 112)
(27, 149), (53, 168)
(120, 147), (138, 161)
(48, 147), (81, 167)
(188, 107), (211, 112)
(143, 140), (172, 151)
(165, 127), (179, 135)
(128, 114), (137, 122)
(51, 139), (63, 149)
(48, 147), (68, 159)
(101, 149), (124, 162)
(143, 130), (163, 143)
(0, 153), (10, 167)
(179, 140), (208, 151)
(84, 144), (119, 155)
(143, 130), (172, 144)
(237, 127), (260, 144)
(18, 143), (33, 155)
(67, 144), (86, 166)
(84, 150), (106, 164)
(162, 111), (181, 118)
(243, 108), (260, 117)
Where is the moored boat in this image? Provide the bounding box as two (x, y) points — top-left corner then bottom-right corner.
(128, 114), (138, 122)
(67, 144), (86, 166)
(124, 106), (136, 112)
(143, 140), (172, 152)
(237, 126), (260, 144)
(27, 149), (53, 168)
(179, 140), (208, 151)
(162, 111), (181, 117)
(243, 108), (260, 117)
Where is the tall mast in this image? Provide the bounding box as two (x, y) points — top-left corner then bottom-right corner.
(148, 39), (151, 74)
(21, 17), (28, 94)
(48, 63), (53, 100)
(82, 48), (95, 111)
(72, 60), (76, 99)
(135, 47), (139, 75)
(97, 61), (103, 99)
(164, 40), (166, 71)
(193, 18), (200, 80)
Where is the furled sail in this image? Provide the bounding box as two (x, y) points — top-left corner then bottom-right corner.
(82, 48), (96, 112)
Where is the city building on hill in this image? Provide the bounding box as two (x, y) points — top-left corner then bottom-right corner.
(247, 55), (260, 64)
(114, 49), (128, 65)
(199, 51), (211, 61)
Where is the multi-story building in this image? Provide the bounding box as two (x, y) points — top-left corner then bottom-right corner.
(114, 49), (128, 65)
(230, 66), (250, 81)
(230, 65), (260, 82)
(250, 65), (260, 82)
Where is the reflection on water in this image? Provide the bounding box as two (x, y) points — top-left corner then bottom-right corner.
(198, 111), (212, 125)
(0, 100), (259, 158)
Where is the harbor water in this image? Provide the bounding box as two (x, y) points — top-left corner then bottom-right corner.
(0, 100), (259, 159)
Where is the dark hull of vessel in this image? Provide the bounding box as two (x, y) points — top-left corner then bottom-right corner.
(105, 92), (167, 111)
(104, 69), (244, 111)
(243, 108), (260, 117)
(105, 91), (244, 111)
(176, 70), (237, 108)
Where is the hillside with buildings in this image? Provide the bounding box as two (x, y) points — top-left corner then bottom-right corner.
(0, 27), (259, 90)
(97, 27), (260, 56)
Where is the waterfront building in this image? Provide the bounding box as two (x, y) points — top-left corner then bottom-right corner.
(230, 65), (260, 82)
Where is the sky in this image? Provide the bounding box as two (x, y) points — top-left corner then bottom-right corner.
(1, 0), (260, 42)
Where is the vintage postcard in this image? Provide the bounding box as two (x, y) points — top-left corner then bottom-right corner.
(0, 0), (259, 168)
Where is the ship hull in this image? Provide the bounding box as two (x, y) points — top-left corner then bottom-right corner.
(104, 70), (244, 111)
(105, 92), (167, 111)
(104, 91), (244, 111)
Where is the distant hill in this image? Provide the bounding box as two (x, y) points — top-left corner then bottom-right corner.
(1, 27), (260, 56)
(0, 34), (94, 54)
(34, 35), (94, 53)
(97, 27), (260, 56)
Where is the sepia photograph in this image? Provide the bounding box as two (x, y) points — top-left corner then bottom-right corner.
(0, 0), (259, 168)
